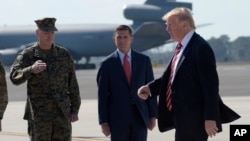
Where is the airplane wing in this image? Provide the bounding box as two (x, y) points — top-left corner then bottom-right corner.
(133, 22), (168, 37)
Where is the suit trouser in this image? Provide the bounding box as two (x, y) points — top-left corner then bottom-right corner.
(110, 105), (147, 141)
(175, 129), (208, 141)
(174, 117), (208, 141)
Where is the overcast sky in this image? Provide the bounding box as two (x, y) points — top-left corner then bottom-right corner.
(0, 0), (249, 41)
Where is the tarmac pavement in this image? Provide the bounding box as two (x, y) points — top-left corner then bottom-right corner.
(1, 96), (249, 141)
(1, 63), (249, 141)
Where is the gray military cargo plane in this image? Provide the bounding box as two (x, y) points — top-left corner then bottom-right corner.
(0, 0), (192, 69)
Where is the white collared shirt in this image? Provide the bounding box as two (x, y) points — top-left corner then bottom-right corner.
(117, 49), (132, 69)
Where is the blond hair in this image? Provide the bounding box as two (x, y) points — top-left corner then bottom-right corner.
(162, 7), (195, 29)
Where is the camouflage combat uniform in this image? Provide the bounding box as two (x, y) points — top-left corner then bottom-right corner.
(23, 98), (35, 141)
(9, 42), (81, 141)
(0, 61), (8, 127)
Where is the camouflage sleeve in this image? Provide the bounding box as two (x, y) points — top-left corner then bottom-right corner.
(67, 54), (81, 114)
(9, 52), (33, 85)
(0, 62), (8, 119)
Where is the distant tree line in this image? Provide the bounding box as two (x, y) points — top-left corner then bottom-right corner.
(208, 35), (250, 62)
(145, 35), (250, 65)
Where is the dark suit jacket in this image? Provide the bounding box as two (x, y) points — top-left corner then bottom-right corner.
(148, 32), (240, 133)
(97, 49), (157, 130)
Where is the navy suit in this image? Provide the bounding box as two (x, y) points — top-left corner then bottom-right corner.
(97, 49), (157, 141)
(148, 32), (240, 140)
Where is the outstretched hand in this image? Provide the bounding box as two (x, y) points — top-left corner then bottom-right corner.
(137, 85), (151, 100)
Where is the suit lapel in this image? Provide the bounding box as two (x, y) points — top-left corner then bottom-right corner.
(131, 51), (137, 86)
(175, 33), (196, 76)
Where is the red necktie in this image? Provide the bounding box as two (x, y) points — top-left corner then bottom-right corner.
(123, 53), (131, 85)
(166, 43), (182, 111)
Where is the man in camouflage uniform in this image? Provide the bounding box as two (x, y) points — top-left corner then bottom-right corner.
(9, 17), (81, 141)
(0, 61), (8, 131)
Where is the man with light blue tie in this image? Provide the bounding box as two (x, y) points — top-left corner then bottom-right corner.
(97, 25), (157, 141)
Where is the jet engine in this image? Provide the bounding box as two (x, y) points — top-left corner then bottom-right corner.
(123, 1), (192, 25)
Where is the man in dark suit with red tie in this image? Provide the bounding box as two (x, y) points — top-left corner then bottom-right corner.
(97, 25), (157, 141)
(138, 7), (240, 141)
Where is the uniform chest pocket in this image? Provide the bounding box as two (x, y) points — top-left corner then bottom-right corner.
(47, 57), (69, 76)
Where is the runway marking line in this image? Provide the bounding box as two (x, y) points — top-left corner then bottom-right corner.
(0, 131), (106, 141)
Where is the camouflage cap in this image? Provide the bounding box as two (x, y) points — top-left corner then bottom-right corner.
(35, 17), (58, 32)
